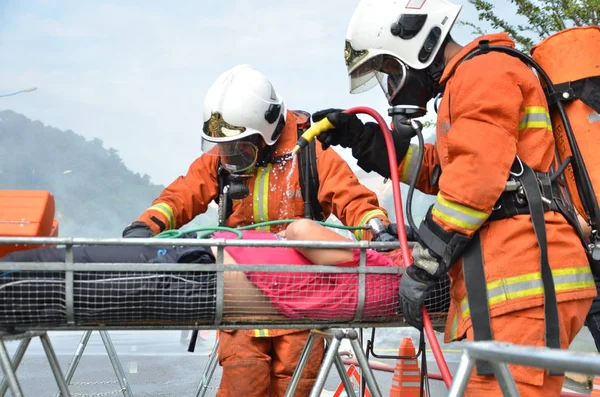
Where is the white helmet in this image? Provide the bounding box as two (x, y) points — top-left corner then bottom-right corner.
(201, 64), (286, 146)
(345, 0), (462, 101)
(201, 64), (287, 173)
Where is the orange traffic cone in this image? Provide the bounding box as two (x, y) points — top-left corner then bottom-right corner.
(332, 364), (372, 397)
(591, 376), (600, 397)
(389, 337), (423, 397)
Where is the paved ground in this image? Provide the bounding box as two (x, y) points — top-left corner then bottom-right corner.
(0, 326), (596, 397)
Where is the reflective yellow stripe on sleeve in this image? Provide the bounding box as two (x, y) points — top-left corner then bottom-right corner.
(519, 106), (553, 131)
(431, 193), (489, 231)
(253, 164), (272, 232)
(354, 209), (387, 241)
(148, 202), (176, 230)
(253, 329), (269, 337)
(460, 265), (594, 319)
(400, 144), (420, 184)
(448, 313), (459, 341)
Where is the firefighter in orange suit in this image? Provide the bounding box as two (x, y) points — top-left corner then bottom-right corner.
(123, 64), (393, 397)
(312, 0), (597, 395)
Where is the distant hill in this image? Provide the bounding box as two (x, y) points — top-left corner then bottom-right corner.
(0, 110), (216, 237)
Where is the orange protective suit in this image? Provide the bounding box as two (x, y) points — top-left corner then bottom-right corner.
(399, 33), (596, 396)
(135, 110), (388, 240)
(132, 110), (390, 397)
(216, 330), (324, 397)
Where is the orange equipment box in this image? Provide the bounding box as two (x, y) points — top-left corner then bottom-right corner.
(0, 190), (59, 258)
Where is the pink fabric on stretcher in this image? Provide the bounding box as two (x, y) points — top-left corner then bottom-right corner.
(212, 230), (401, 320)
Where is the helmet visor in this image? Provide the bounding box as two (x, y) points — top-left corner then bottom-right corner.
(349, 54), (408, 104)
(202, 111), (247, 142)
(201, 139), (259, 174)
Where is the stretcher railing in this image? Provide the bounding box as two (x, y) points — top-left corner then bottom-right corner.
(0, 236), (449, 331)
(0, 236), (450, 397)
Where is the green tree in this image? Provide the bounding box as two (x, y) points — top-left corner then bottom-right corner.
(464, 0), (600, 49)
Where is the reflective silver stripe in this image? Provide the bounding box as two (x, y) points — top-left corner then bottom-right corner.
(590, 112), (600, 123)
(519, 107), (552, 131)
(461, 267), (594, 317)
(400, 144), (420, 184)
(396, 359), (418, 366)
(431, 193), (489, 231)
(402, 371), (420, 376)
(392, 380), (422, 387)
(402, 382), (421, 387)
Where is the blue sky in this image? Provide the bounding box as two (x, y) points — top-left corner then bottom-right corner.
(1, 0), (506, 186)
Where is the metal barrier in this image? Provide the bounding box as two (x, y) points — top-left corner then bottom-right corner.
(0, 330), (135, 397)
(57, 330), (135, 397)
(448, 341), (600, 396)
(286, 328), (384, 397)
(0, 331), (70, 397)
(194, 328), (387, 397)
(193, 338), (220, 397)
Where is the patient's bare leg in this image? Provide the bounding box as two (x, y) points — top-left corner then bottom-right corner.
(211, 247), (279, 316)
(284, 219), (354, 265)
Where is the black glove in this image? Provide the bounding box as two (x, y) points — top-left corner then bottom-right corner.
(122, 222), (153, 238)
(312, 108), (365, 150)
(399, 261), (437, 329)
(371, 222), (398, 242)
(371, 223), (399, 252)
(312, 108), (412, 179)
(386, 223), (418, 242)
(372, 231), (398, 244)
(399, 206), (473, 329)
(400, 239), (457, 328)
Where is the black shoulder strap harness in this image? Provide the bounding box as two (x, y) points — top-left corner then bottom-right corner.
(216, 110), (324, 225)
(452, 40), (600, 376)
(295, 110), (325, 221)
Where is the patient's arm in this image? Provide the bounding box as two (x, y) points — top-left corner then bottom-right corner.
(211, 247), (279, 316)
(284, 219), (354, 265)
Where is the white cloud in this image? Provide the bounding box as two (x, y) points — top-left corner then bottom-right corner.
(0, 0), (498, 185)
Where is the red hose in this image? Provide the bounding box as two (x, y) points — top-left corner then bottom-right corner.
(344, 106), (453, 388)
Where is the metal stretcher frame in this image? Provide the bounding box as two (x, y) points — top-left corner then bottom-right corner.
(0, 236), (433, 331)
(0, 236), (437, 397)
